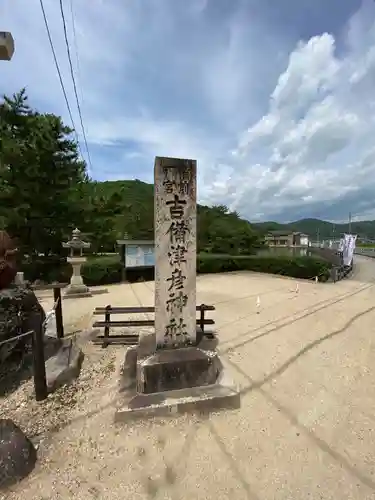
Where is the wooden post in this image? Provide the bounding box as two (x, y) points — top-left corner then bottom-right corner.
(31, 315), (47, 401)
(123, 244), (127, 283)
(200, 304), (205, 334)
(103, 305), (111, 348)
(195, 304), (205, 345)
(53, 287), (64, 339)
(120, 243), (127, 282)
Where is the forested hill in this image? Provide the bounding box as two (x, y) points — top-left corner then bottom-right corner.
(84, 179), (264, 254)
(253, 218), (375, 241)
(7, 89), (374, 255)
(0, 89), (263, 257)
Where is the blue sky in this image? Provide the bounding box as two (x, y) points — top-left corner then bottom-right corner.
(2, 0), (375, 223)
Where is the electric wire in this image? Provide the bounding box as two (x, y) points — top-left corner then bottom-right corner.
(59, 0), (94, 176)
(39, 0), (81, 149)
(69, 0), (83, 105)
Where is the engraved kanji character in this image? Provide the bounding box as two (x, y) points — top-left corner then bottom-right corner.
(162, 168), (176, 194)
(163, 179), (176, 194)
(167, 220), (190, 244)
(179, 181), (189, 196)
(166, 194), (186, 219)
(168, 244), (187, 266)
(164, 317), (188, 339)
(180, 168), (191, 183)
(166, 291), (188, 313)
(166, 268), (186, 291)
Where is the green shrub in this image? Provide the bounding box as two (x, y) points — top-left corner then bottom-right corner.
(21, 255), (71, 283)
(20, 253), (332, 286)
(81, 256), (122, 285)
(357, 243), (375, 248)
(197, 254), (331, 281)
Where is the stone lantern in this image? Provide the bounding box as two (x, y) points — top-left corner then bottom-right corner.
(0, 32), (14, 61)
(62, 228), (92, 298)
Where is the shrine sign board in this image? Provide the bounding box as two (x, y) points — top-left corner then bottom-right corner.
(154, 157), (197, 348)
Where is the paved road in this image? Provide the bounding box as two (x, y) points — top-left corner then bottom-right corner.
(351, 254), (375, 282)
(15, 264), (375, 500)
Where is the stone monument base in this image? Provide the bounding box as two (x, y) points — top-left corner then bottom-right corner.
(136, 347), (220, 394)
(115, 341), (240, 422)
(63, 284), (92, 299)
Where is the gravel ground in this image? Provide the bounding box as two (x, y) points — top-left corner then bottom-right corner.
(2, 263), (375, 499)
(0, 338), (117, 443)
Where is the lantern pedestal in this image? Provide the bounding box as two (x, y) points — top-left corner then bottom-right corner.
(64, 257), (92, 299)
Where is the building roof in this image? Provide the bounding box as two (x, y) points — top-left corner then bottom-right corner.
(266, 230), (294, 237)
(266, 230), (309, 237)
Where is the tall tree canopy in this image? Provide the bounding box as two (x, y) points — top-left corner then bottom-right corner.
(0, 89), (88, 255)
(0, 89), (264, 258)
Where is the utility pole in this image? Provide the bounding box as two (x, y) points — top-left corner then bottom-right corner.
(348, 212), (352, 234)
(0, 31), (14, 61)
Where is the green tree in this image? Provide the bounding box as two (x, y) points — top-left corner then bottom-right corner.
(0, 89), (88, 256)
(197, 204), (262, 254)
(1, 90), (265, 263)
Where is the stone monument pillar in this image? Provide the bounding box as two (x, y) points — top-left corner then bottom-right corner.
(62, 228), (92, 299)
(115, 157), (240, 421)
(154, 157), (197, 348)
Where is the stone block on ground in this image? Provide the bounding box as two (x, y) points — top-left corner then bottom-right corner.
(115, 368), (240, 423)
(115, 342), (241, 422)
(45, 338), (84, 392)
(118, 346), (137, 393)
(63, 284), (92, 300)
(0, 419), (37, 490)
(118, 328), (154, 392)
(137, 328), (156, 359)
(136, 346), (221, 394)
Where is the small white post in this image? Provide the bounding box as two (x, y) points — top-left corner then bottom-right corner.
(256, 295), (260, 313)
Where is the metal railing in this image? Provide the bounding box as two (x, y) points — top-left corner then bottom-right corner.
(0, 326), (46, 401)
(0, 285), (65, 401)
(354, 247), (375, 258)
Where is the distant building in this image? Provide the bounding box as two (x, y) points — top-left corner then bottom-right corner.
(265, 231), (310, 247)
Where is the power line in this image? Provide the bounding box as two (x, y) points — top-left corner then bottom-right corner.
(39, 0), (80, 149)
(59, 0), (94, 176)
(69, 0), (84, 104)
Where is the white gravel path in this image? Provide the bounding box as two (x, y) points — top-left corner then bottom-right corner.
(2, 260), (375, 499)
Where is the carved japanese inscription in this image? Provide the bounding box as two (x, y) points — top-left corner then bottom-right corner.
(154, 156), (197, 348)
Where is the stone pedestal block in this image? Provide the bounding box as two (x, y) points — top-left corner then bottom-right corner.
(45, 338), (84, 392)
(64, 256), (92, 299)
(64, 284), (92, 298)
(136, 347), (221, 394)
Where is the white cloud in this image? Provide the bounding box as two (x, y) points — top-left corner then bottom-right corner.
(3, 0), (375, 222)
(227, 0), (375, 221)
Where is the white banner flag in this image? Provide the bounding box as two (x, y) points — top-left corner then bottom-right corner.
(342, 234), (357, 266)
